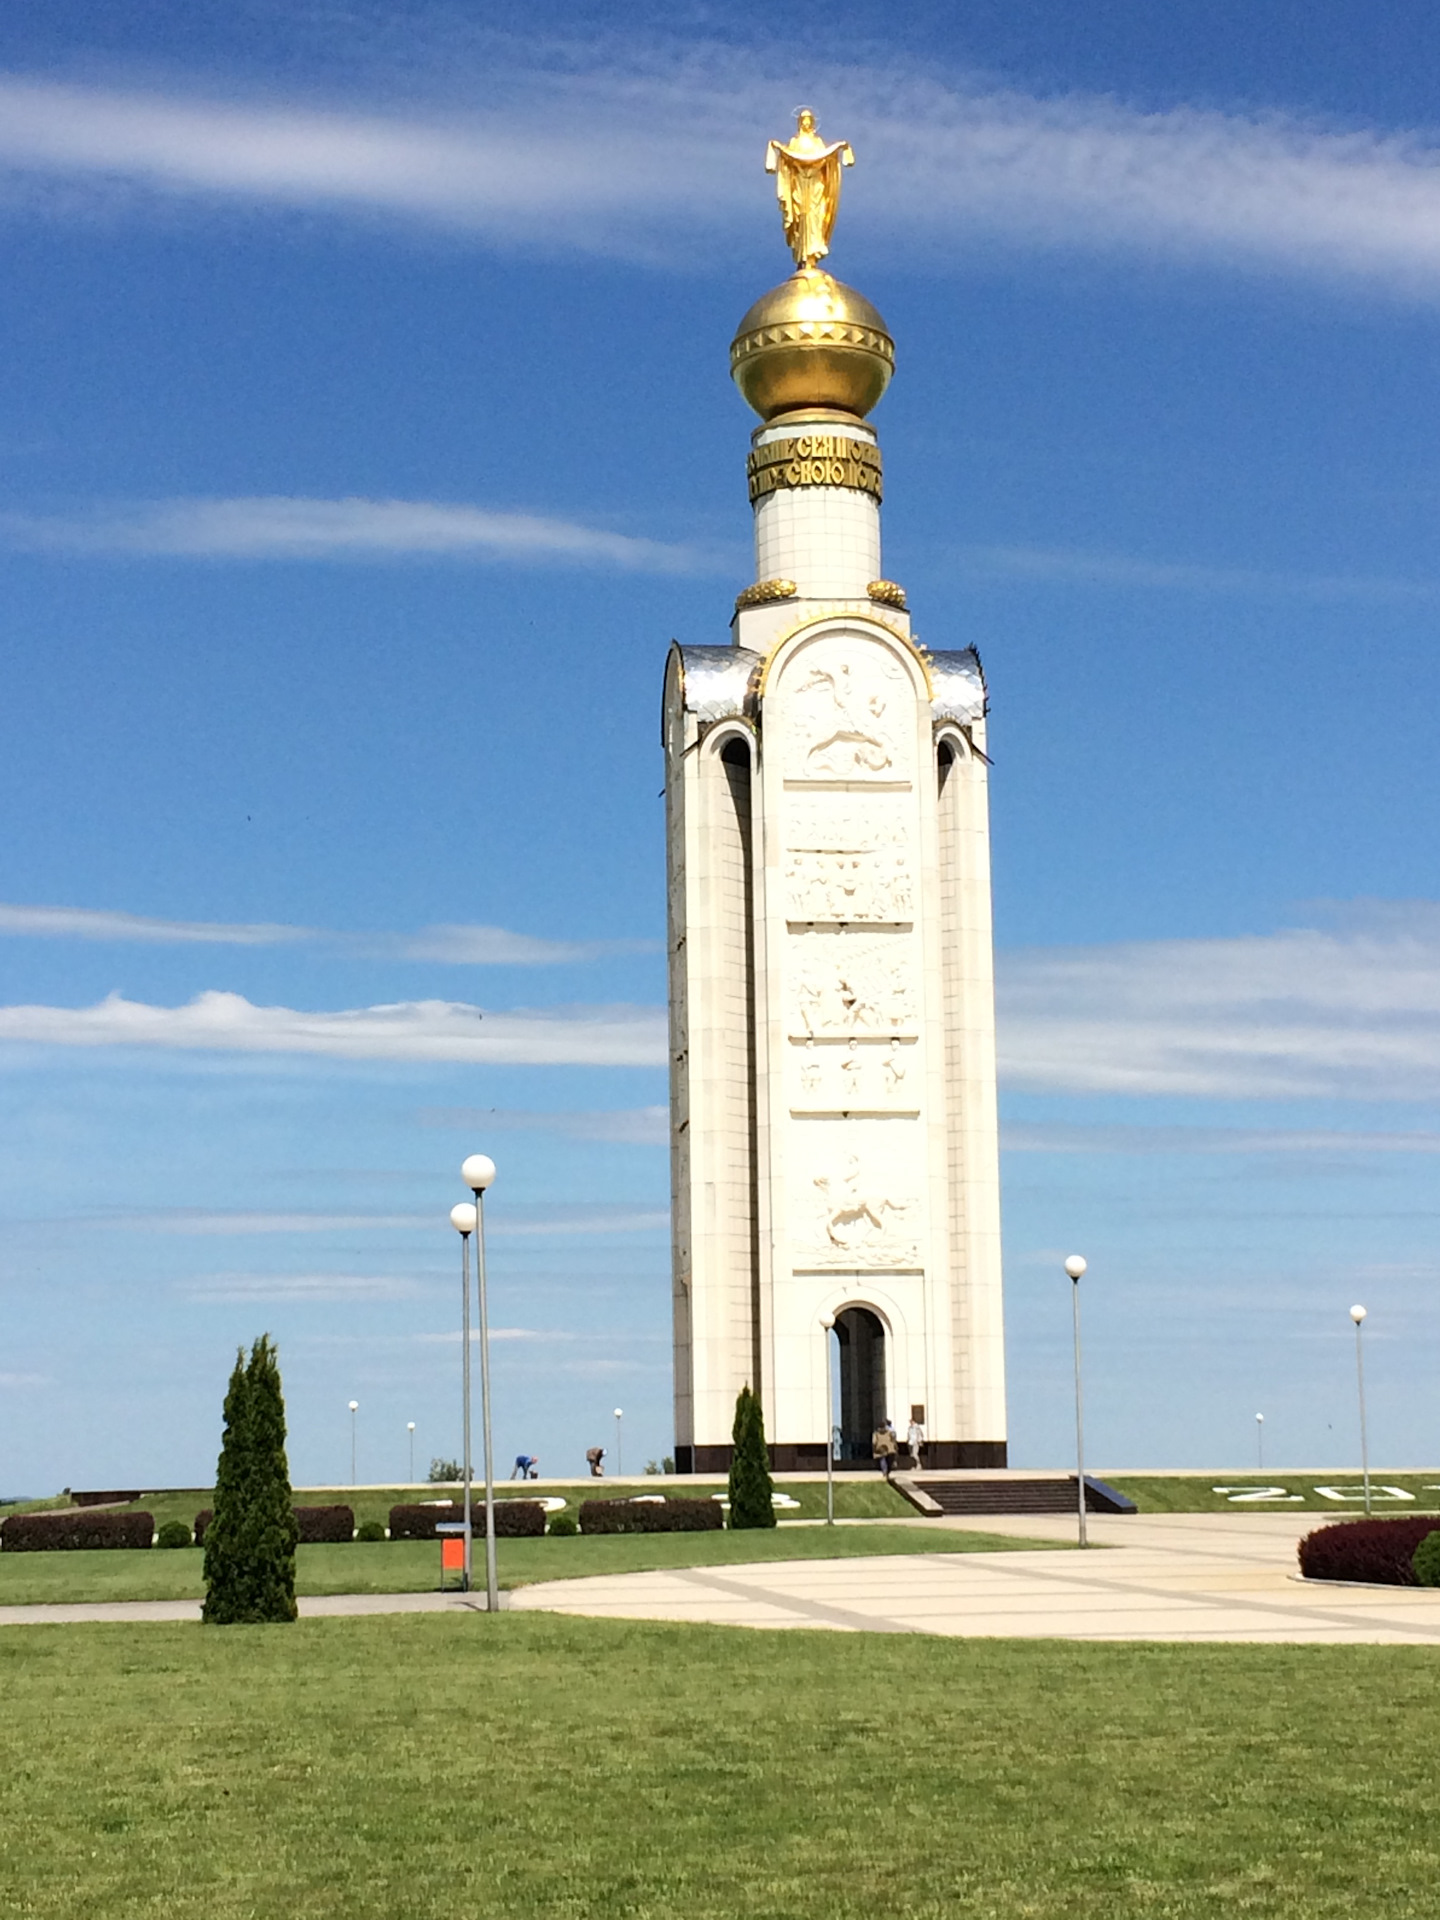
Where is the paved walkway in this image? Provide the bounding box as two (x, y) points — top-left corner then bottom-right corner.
(4, 1515), (1439, 1641)
(0, 1590), (504, 1625)
(508, 1512), (1440, 1643)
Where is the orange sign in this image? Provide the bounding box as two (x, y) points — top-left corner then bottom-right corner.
(441, 1536), (466, 1571)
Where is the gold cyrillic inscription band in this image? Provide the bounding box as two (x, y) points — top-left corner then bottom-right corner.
(747, 434), (883, 504)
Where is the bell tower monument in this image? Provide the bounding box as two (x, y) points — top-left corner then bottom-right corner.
(663, 112), (1006, 1473)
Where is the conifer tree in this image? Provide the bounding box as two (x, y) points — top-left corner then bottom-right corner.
(728, 1384), (776, 1529)
(202, 1335), (299, 1624)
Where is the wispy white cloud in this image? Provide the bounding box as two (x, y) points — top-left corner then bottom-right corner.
(1004, 1124), (1440, 1155)
(959, 544), (1440, 602)
(0, 1372), (49, 1389)
(0, 902), (306, 946)
(0, 990), (666, 1065)
(0, 496), (711, 572)
(1, 63), (1440, 294)
(418, 1105), (669, 1146)
(180, 1272), (426, 1301)
(999, 904), (1440, 1100)
(124, 1205), (668, 1238)
(0, 900), (653, 964)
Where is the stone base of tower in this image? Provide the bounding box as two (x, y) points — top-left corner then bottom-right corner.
(674, 1440), (1008, 1475)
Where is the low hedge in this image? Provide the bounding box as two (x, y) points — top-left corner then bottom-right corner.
(0, 1509), (154, 1552)
(194, 1505), (354, 1546)
(1298, 1515), (1440, 1586)
(388, 1500), (546, 1541)
(1414, 1531), (1440, 1586)
(579, 1496), (722, 1535)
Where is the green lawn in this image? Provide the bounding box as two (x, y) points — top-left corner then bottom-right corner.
(0, 1523), (1055, 1607)
(1, 1615), (1436, 1918)
(1105, 1472), (1440, 1514)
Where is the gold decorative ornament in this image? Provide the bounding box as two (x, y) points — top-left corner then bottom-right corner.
(735, 578), (798, 610)
(731, 111), (894, 422)
(867, 579), (908, 609)
(747, 434), (883, 505)
(766, 107), (854, 271)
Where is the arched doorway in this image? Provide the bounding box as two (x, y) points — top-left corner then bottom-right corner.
(834, 1307), (886, 1462)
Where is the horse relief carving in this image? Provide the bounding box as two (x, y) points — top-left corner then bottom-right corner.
(800, 1154), (921, 1269)
(780, 643), (911, 781)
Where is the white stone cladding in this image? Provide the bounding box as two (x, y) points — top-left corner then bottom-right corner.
(664, 408), (1006, 1471)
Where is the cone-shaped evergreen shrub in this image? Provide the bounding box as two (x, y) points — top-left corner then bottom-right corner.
(728, 1384), (776, 1529)
(202, 1335), (299, 1624)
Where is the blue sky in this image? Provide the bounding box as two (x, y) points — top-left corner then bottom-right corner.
(1, 0), (1438, 1492)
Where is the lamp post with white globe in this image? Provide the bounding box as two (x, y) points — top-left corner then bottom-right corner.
(348, 1401), (359, 1486)
(463, 1154), (500, 1612)
(1350, 1304), (1371, 1516)
(1064, 1255), (1088, 1547)
(614, 1409), (624, 1477)
(407, 1421), (416, 1484)
(449, 1201), (477, 1588)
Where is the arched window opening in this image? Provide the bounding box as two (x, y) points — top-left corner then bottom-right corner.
(833, 1307), (887, 1462)
(936, 736), (955, 796)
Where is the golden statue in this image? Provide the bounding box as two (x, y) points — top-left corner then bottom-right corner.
(766, 108), (855, 269)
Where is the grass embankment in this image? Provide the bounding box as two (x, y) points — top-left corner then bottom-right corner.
(0, 1524), (1057, 1608)
(1, 1616), (1434, 1918)
(1106, 1473), (1440, 1514)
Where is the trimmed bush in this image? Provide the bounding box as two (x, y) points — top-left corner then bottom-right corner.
(728, 1384), (776, 1530)
(293, 1506), (354, 1545)
(547, 1511), (578, 1536)
(156, 1520), (192, 1550)
(202, 1334), (299, 1625)
(196, 1505), (354, 1546)
(579, 1497), (723, 1535)
(1414, 1531), (1440, 1587)
(388, 1499), (546, 1541)
(356, 1520), (386, 1543)
(0, 1509), (154, 1552)
(1299, 1516), (1440, 1586)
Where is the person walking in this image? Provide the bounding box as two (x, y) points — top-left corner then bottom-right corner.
(872, 1420), (898, 1480)
(906, 1408), (926, 1469)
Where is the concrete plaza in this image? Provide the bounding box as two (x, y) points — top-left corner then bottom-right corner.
(507, 1511), (1440, 1644)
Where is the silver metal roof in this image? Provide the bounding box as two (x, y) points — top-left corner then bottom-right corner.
(673, 645), (762, 724)
(927, 646), (987, 725)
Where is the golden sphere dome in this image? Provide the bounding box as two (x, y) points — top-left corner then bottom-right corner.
(730, 269), (894, 421)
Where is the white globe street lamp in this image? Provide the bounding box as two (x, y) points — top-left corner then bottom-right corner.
(613, 1409), (624, 1477)
(1350, 1304), (1371, 1515)
(1064, 1255), (1088, 1548)
(820, 1315), (836, 1527)
(463, 1157), (500, 1613)
(450, 1198), (478, 1593)
(348, 1401), (359, 1486)
(407, 1421), (416, 1485)
(1255, 1412), (1264, 1470)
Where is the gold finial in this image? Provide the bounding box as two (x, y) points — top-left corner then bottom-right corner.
(765, 108), (855, 269)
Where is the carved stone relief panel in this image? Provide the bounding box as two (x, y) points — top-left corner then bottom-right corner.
(787, 930), (918, 1038)
(774, 633), (917, 783)
(783, 795), (913, 923)
(789, 1123), (925, 1271)
(789, 1036), (918, 1114)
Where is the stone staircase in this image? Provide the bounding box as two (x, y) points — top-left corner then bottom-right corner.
(896, 1475), (1136, 1518)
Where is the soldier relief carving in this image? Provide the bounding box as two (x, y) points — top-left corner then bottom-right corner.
(800, 1154), (921, 1269)
(781, 641), (912, 782)
(790, 1035), (915, 1113)
(784, 801), (912, 924)
(790, 935), (916, 1036)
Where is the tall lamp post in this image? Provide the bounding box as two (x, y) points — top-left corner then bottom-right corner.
(1255, 1412), (1264, 1470)
(407, 1421), (416, 1484)
(613, 1409), (624, 1477)
(348, 1400), (359, 1486)
(820, 1315), (835, 1527)
(449, 1202), (477, 1589)
(1064, 1255), (1088, 1548)
(463, 1154), (500, 1613)
(1350, 1304), (1371, 1516)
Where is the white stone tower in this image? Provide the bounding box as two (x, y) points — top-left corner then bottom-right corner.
(663, 112), (1005, 1472)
